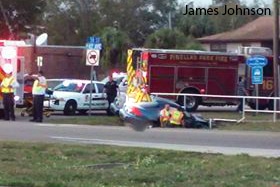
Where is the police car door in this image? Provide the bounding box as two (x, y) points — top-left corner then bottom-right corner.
(95, 83), (109, 109)
(83, 83), (108, 110)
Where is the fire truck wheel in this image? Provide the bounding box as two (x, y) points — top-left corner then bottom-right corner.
(268, 100), (274, 110)
(64, 100), (77, 115)
(248, 102), (267, 110)
(177, 90), (200, 112)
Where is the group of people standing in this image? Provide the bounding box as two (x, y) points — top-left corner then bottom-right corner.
(0, 68), (47, 122)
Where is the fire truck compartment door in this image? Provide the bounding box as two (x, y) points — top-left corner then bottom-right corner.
(149, 66), (175, 93)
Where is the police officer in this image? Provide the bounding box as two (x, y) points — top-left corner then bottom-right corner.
(30, 70), (47, 122)
(0, 64), (19, 121)
(104, 75), (119, 115)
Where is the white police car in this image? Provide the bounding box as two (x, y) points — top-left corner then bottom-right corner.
(44, 79), (108, 115)
(101, 72), (127, 92)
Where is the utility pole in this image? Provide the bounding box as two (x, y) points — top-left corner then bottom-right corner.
(273, 0), (279, 114)
(168, 12), (172, 30)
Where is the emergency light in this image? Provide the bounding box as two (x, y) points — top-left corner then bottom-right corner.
(1, 46), (17, 59)
(2, 63), (13, 74)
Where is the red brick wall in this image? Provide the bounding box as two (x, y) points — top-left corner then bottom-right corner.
(18, 45), (103, 79)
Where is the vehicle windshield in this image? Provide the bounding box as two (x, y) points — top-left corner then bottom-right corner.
(47, 80), (64, 90)
(54, 81), (85, 92)
(101, 75), (126, 85)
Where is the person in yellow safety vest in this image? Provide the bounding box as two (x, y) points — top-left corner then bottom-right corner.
(159, 104), (171, 128)
(0, 67), (19, 121)
(30, 70), (47, 123)
(169, 108), (185, 127)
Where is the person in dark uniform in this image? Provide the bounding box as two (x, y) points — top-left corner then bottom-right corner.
(237, 76), (248, 112)
(0, 64), (19, 121)
(104, 75), (119, 115)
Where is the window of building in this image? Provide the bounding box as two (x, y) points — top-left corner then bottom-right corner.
(210, 43), (227, 52)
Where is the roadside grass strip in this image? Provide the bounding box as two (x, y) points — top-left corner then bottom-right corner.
(0, 142), (279, 187)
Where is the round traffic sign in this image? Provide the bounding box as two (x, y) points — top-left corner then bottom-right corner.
(87, 50), (99, 65)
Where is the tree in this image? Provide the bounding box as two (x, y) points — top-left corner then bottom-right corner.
(0, 0), (46, 39)
(209, 1), (259, 33)
(43, 0), (100, 45)
(99, 27), (130, 69)
(177, 14), (216, 38)
(96, 0), (178, 46)
(144, 28), (203, 50)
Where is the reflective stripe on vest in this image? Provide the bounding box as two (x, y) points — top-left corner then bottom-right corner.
(161, 109), (170, 121)
(2, 77), (14, 93)
(170, 111), (183, 125)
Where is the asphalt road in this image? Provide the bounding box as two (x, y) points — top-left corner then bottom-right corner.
(0, 117), (279, 158)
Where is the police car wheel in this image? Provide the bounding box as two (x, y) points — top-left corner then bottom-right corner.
(64, 100), (77, 115)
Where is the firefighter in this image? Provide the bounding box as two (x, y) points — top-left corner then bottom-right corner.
(169, 108), (185, 127)
(30, 70), (47, 123)
(159, 104), (171, 127)
(0, 64), (19, 121)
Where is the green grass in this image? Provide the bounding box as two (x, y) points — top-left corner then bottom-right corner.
(197, 111), (275, 121)
(216, 122), (280, 131)
(196, 112), (280, 132)
(0, 142), (279, 187)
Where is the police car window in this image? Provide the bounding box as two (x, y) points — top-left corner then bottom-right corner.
(116, 77), (124, 85)
(55, 82), (85, 92)
(96, 83), (104, 93)
(83, 84), (96, 94)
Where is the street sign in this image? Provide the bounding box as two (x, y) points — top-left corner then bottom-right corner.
(251, 66), (263, 84)
(246, 55), (268, 67)
(86, 50), (99, 66)
(37, 56), (43, 67)
(86, 36), (102, 50)
(85, 36), (102, 116)
(246, 55), (268, 85)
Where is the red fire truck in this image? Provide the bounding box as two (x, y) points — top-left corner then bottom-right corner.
(127, 48), (245, 111)
(245, 55), (274, 110)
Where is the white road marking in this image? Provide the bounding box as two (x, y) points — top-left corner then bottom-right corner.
(50, 136), (280, 158)
(36, 123), (80, 127)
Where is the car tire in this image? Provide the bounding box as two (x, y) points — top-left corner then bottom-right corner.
(64, 100), (77, 115)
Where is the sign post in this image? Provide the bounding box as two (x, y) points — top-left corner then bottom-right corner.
(37, 56), (43, 71)
(246, 55), (268, 114)
(86, 36), (102, 116)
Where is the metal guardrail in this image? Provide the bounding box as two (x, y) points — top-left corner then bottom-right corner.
(151, 92), (280, 123)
